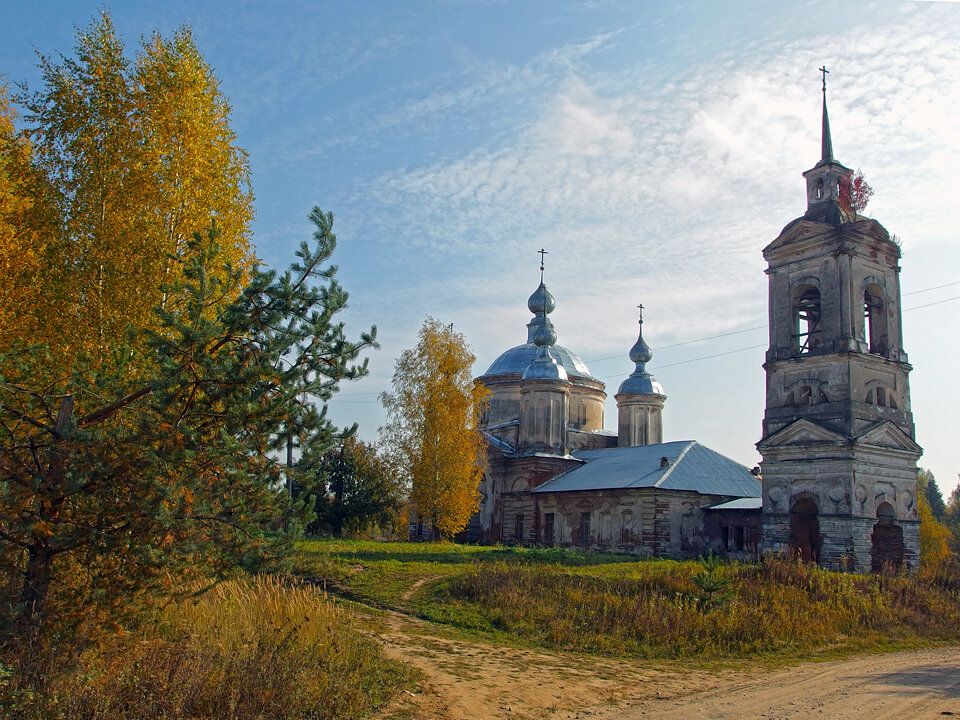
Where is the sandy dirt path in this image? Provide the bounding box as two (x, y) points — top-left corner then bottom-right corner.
(596, 645), (960, 720)
(375, 600), (960, 720)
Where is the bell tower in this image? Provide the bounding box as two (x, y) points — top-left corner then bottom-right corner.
(757, 69), (922, 572)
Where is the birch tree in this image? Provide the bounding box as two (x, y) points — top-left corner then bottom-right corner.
(380, 318), (488, 540)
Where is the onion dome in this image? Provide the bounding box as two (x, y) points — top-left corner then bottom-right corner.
(479, 252), (597, 384)
(617, 310), (664, 396)
(527, 282), (556, 316)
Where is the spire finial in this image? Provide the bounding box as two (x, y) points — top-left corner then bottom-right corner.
(819, 65), (834, 163)
(538, 248), (548, 283)
(637, 303), (644, 325)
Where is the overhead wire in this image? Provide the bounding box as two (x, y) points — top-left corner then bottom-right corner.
(329, 279), (960, 398)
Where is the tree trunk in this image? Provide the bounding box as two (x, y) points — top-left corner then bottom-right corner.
(17, 544), (54, 644)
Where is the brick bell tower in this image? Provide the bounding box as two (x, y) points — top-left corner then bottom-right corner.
(757, 68), (921, 572)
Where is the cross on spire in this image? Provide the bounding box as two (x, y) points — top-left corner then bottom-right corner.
(819, 65), (829, 93)
(538, 248), (548, 282)
(637, 303), (644, 324)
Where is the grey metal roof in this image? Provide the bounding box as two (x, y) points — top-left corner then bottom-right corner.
(532, 440), (761, 498)
(480, 343), (596, 381)
(703, 497), (763, 511)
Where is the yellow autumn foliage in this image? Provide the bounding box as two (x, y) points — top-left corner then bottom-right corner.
(918, 473), (953, 569)
(0, 13), (254, 375)
(380, 317), (489, 540)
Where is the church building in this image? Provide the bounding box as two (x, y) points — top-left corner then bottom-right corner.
(449, 72), (920, 572)
(470, 259), (762, 559)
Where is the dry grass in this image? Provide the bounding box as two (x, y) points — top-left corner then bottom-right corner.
(2, 575), (417, 720)
(435, 556), (960, 658)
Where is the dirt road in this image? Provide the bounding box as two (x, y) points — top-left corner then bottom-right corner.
(376, 602), (960, 720)
(598, 645), (960, 720)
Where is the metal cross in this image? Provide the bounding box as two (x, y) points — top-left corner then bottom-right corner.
(637, 303), (644, 323)
(819, 65), (829, 93)
(538, 248), (548, 281)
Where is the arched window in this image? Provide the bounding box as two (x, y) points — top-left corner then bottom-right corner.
(863, 286), (887, 355)
(815, 178), (824, 200)
(795, 287), (822, 354)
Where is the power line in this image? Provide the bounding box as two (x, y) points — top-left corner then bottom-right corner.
(330, 282), (960, 397)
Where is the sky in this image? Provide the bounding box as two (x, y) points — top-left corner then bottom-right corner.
(3, 0), (959, 494)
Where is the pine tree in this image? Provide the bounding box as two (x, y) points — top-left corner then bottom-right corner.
(0, 210), (375, 646)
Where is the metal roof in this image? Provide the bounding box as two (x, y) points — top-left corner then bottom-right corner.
(703, 497), (763, 511)
(532, 440), (761, 498)
(480, 343), (597, 381)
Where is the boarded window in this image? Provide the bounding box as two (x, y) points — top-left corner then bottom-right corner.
(620, 511), (633, 544)
(580, 512), (591, 546)
(514, 514), (524, 543)
(544, 512), (555, 546)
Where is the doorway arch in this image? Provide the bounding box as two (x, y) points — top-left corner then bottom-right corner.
(789, 496), (822, 563)
(871, 501), (904, 574)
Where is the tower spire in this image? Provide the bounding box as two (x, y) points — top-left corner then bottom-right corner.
(819, 65), (834, 163)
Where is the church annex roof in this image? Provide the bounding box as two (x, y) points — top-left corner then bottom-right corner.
(532, 440), (761, 498)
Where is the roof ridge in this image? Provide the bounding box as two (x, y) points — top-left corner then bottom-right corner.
(654, 440), (696, 488)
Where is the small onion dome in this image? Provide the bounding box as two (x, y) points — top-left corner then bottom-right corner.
(617, 319), (664, 397)
(527, 281), (556, 316)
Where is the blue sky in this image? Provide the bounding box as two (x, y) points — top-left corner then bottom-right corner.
(3, 0), (959, 493)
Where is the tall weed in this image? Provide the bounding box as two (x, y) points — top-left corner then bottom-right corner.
(2, 575), (416, 720)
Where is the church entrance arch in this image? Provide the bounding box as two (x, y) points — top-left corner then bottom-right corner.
(789, 495), (821, 563)
(871, 501), (904, 574)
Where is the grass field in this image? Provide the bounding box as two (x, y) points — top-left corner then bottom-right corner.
(295, 539), (960, 660)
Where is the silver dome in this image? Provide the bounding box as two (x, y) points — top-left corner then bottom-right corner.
(481, 343), (596, 380)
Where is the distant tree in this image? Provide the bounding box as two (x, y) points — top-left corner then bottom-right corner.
(379, 318), (489, 540)
(917, 470), (953, 569)
(838, 169), (874, 216)
(945, 478), (960, 553)
(301, 436), (405, 537)
(0, 211), (375, 646)
(920, 468), (947, 521)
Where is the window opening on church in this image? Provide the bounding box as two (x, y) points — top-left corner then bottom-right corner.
(734, 526), (745, 551)
(514, 514), (524, 543)
(620, 510), (633, 544)
(889, 395), (897, 409)
(721, 526), (729, 550)
(876, 387), (886, 407)
(579, 512), (591, 546)
(865, 389), (874, 405)
(795, 288), (822, 354)
(544, 512), (554, 546)
(863, 288), (887, 355)
(815, 178), (824, 200)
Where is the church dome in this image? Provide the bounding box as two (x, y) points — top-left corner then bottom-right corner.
(616, 310), (665, 398)
(479, 265), (598, 384)
(481, 343), (596, 381)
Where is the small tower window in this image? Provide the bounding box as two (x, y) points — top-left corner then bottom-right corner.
(815, 178), (824, 200)
(795, 287), (822, 354)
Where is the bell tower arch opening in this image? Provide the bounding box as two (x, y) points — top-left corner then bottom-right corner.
(794, 286), (822, 354)
(863, 284), (888, 355)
